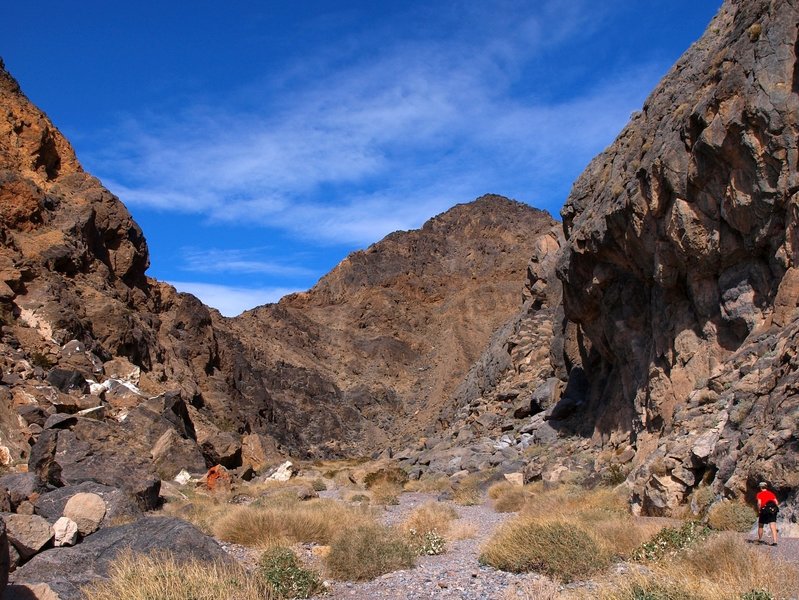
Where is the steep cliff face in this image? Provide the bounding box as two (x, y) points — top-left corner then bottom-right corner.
(557, 0), (799, 513)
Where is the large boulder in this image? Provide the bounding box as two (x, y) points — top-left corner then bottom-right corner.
(2, 514), (53, 560)
(62, 493), (105, 536)
(0, 474), (47, 511)
(10, 517), (230, 600)
(28, 417), (161, 510)
(33, 482), (142, 527)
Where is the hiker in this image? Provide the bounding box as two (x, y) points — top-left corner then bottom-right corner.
(756, 481), (779, 546)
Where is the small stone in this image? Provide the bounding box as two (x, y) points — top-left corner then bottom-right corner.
(53, 516), (78, 547)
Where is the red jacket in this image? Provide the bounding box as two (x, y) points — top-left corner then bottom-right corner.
(757, 489), (777, 508)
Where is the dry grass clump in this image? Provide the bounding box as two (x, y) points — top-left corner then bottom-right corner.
(489, 482), (529, 513)
(82, 550), (270, 600)
(568, 533), (799, 600)
(404, 474), (452, 494)
(160, 490), (231, 535)
(214, 498), (369, 546)
(480, 517), (610, 582)
(707, 500), (756, 532)
(401, 501), (458, 537)
(452, 474), (484, 506)
(325, 523), (415, 581)
(369, 481), (403, 505)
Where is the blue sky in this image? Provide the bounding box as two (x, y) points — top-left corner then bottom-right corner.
(3, 1), (721, 316)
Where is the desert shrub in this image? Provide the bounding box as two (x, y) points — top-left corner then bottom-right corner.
(363, 466), (408, 489)
(448, 521), (478, 540)
(487, 481), (513, 500)
(407, 529), (446, 556)
(326, 523), (414, 581)
(741, 590), (773, 600)
(602, 463), (629, 486)
(404, 473), (452, 494)
(348, 493), (370, 504)
(81, 550), (269, 600)
(29, 351), (55, 369)
(480, 518), (610, 582)
(452, 474), (483, 506)
(401, 502), (457, 538)
(258, 546), (325, 599)
(691, 486), (715, 516)
(493, 485), (527, 513)
(575, 533), (799, 600)
(369, 481), (402, 505)
(589, 516), (665, 560)
(311, 478), (327, 492)
(633, 521), (709, 562)
(707, 500), (756, 532)
(214, 499), (368, 546)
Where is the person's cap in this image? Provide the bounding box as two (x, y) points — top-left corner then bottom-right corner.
(758, 481), (767, 488)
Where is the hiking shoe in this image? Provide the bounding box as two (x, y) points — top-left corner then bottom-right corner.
(771, 542), (778, 547)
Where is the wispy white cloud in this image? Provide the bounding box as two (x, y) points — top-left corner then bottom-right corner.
(86, 0), (664, 247)
(169, 281), (301, 317)
(180, 247), (315, 278)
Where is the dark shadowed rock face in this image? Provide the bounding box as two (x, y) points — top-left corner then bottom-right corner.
(556, 0), (799, 513)
(414, 0), (798, 518)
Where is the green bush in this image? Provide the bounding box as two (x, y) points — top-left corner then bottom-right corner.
(479, 519), (609, 583)
(707, 501), (756, 532)
(407, 529), (446, 556)
(741, 590), (773, 600)
(633, 521), (709, 562)
(258, 546), (324, 599)
(311, 478), (327, 492)
(326, 523), (414, 581)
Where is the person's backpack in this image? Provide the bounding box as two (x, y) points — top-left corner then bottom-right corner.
(762, 501), (779, 518)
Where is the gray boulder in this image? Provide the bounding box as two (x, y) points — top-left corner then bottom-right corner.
(10, 517), (230, 600)
(33, 482), (143, 527)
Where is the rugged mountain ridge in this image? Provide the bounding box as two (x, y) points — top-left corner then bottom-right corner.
(424, 0), (799, 518)
(0, 53), (558, 492)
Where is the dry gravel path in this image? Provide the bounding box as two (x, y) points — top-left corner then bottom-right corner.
(321, 492), (553, 600)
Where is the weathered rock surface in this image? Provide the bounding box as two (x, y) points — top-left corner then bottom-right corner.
(2, 514), (52, 560)
(62, 493), (105, 536)
(10, 517), (230, 600)
(427, 0), (799, 518)
(33, 482), (141, 527)
(52, 517), (77, 547)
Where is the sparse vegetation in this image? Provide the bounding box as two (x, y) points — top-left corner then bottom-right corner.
(369, 480), (402, 505)
(311, 478), (327, 492)
(633, 521), (709, 562)
(213, 498), (370, 546)
(29, 351), (54, 369)
(571, 533), (799, 600)
(325, 523), (415, 581)
(452, 474), (483, 506)
(258, 546), (325, 599)
(480, 518), (610, 582)
(401, 501), (457, 537)
(81, 550), (270, 600)
(707, 500), (756, 532)
(491, 483), (528, 512)
(363, 466), (409, 489)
